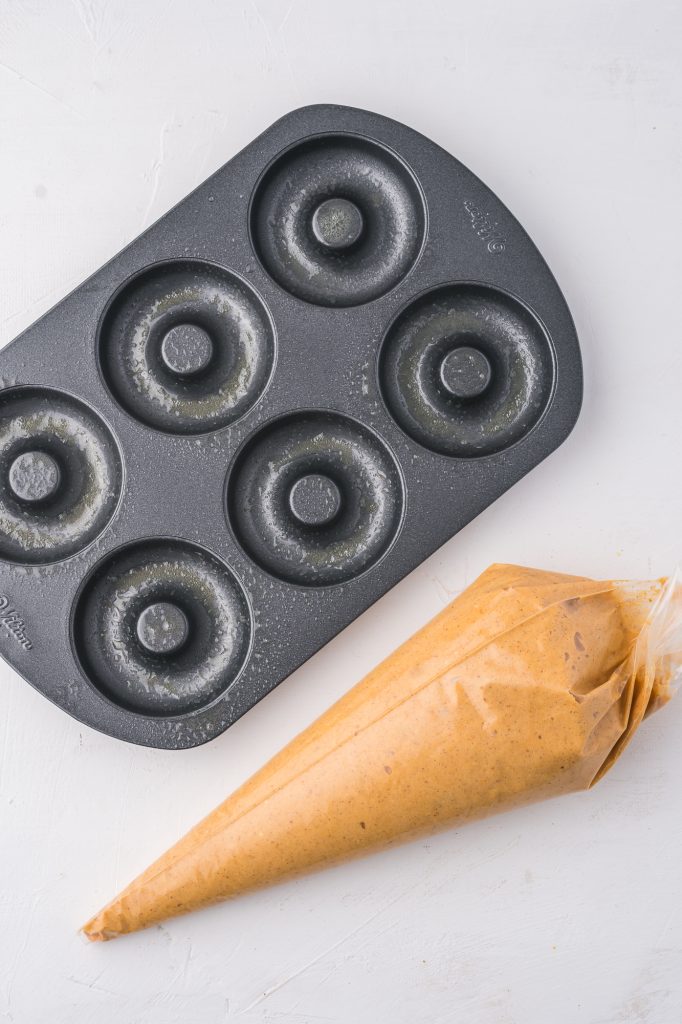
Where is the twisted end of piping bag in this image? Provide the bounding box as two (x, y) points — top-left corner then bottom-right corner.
(80, 564), (682, 942)
(590, 568), (682, 785)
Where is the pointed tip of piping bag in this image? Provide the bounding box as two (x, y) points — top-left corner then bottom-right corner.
(80, 902), (154, 942)
(79, 873), (187, 941)
(80, 910), (116, 942)
(80, 924), (112, 943)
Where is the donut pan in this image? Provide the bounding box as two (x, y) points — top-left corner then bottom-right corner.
(0, 105), (582, 748)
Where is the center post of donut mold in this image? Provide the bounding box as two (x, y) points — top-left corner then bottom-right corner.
(136, 601), (190, 656)
(439, 346), (492, 400)
(8, 451), (61, 504)
(288, 473), (342, 526)
(311, 198), (364, 251)
(160, 324), (214, 377)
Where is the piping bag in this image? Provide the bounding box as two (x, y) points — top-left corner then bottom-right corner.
(83, 563), (682, 941)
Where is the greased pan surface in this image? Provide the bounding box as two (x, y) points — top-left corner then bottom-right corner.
(0, 105), (582, 747)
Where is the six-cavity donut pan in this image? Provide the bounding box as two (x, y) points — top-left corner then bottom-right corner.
(0, 105), (582, 748)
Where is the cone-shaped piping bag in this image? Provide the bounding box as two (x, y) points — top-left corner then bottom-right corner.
(83, 564), (681, 940)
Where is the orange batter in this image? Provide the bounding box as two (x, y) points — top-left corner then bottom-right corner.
(83, 564), (681, 941)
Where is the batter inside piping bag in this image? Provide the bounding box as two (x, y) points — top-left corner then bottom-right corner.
(83, 563), (682, 941)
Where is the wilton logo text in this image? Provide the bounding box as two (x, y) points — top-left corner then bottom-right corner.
(463, 199), (506, 255)
(0, 596), (33, 651)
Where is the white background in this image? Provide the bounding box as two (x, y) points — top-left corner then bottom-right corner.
(1, 1), (681, 1021)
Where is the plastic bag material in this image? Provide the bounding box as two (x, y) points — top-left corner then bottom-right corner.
(82, 563), (682, 941)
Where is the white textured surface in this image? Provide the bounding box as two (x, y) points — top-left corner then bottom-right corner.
(1, 1), (682, 1021)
